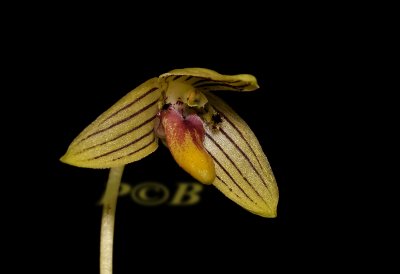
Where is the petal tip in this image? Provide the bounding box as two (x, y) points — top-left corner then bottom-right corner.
(59, 151), (77, 166)
(59, 152), (68, 163)
(244, 200), (278, 218)
(253, 208), (278, 218)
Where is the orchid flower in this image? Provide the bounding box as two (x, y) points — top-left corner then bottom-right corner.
(61, 68), (279, 274)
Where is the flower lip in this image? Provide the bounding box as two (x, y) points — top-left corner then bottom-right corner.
(160, 106), (216, 184)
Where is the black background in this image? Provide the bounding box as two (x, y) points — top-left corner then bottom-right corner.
(6, 7), (369, 274)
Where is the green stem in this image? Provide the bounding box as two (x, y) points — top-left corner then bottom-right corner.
(100, 166), (125, 274)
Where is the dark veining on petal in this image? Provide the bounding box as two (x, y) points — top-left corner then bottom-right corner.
(216, 175), (241, 199)
(101, 87), (158, 125)
(220, 128), (272, 191)
(77, 115), (157, 154)
(192, 78), (212, 86)
(195, 82), (249, 89)
(192, 78), (249, 88)
(206, 133), (268, 204)
(111, 135), (156, 161)
(163, 75), (174, 80)
(212, 105), (264, 172)
(208, 152), (255, 204)
(211, 105), (272, 193)
(185, 76), (193, 81)
(80, 99), (158, 142)
(229, 80), (242, 83)
(173, 75), (182, 81)
(91, 129), (154, 160)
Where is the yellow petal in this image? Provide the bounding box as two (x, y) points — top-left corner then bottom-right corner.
(60, 78), (161, 168)
(161, 107), (215, 184)
(159, 67), (259, 93)
(203, 91), (279, 217)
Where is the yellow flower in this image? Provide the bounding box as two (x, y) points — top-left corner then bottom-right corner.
(61, 68), (279, 217)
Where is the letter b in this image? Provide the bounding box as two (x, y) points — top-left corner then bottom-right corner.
(169, 182), (203, 206)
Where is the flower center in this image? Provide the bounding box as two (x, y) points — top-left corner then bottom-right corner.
(165, 81), (208, 108)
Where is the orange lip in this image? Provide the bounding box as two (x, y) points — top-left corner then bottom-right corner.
(161, 107), (216, 184)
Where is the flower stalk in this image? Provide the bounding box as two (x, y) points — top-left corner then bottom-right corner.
(100, 166), (125, 274)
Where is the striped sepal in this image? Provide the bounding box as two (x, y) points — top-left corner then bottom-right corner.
(60, 78), (162, 168)
(203, 92), (279, 217)
(159, 68), (259, 92)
